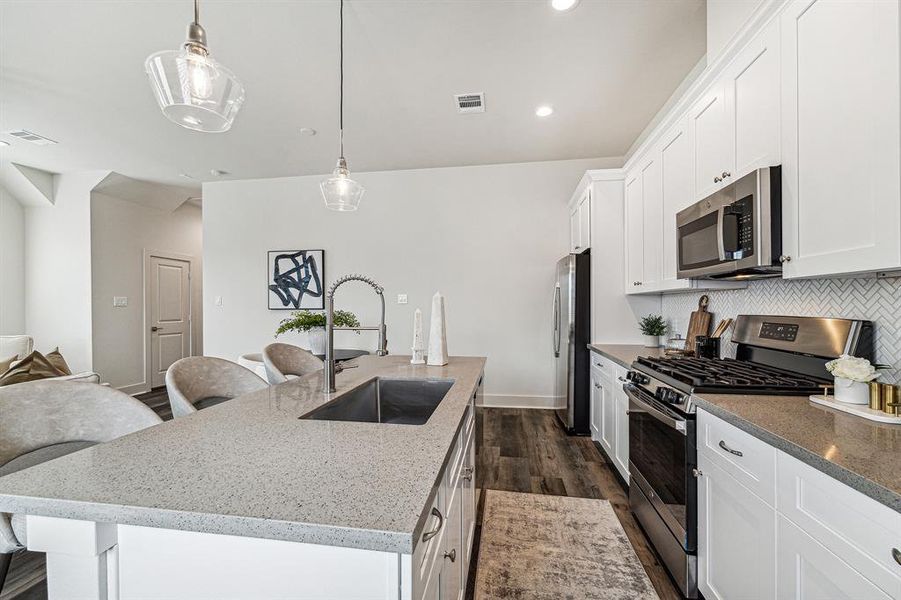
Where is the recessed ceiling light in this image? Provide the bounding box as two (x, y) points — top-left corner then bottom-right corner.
(550, 0), (579, 11)
(0, 140), (9, 147)
(300, 128), (317, 136)
(535, 105), (554, 117)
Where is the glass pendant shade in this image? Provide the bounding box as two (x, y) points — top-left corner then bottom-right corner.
(320, 158), (365, 212)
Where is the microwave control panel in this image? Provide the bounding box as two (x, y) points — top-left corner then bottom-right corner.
(723, 195), (754, 259)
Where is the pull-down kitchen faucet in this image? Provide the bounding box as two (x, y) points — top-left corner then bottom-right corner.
(323, 274), (388, 393)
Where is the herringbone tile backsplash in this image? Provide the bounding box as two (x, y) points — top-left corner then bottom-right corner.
(660, 277), (901, 383)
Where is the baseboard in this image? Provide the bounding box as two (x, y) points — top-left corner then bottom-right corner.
(119, 382), (151, 396)
(478, 394), (560, 410)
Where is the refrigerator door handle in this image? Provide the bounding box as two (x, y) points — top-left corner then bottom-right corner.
(553, 284), (561, 357)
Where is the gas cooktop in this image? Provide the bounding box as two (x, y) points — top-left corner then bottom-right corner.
(633, 355), (828, 395)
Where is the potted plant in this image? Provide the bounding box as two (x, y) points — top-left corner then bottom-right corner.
(275, 310), (361, 355)
(825, 354), (880, 404)
(639, 314), (667, 348)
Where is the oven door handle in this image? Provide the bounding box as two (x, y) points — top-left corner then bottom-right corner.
(716, 205), (727, 261)
(625, 385), (687, 435)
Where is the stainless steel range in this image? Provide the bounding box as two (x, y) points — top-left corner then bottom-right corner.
(624, 315), (873, 598)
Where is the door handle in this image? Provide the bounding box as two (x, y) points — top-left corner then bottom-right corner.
(718, 440), (744, 457)
(151, 326), (162, 332)
(422, 507), (444, 542)
(552, 285), (561, 357)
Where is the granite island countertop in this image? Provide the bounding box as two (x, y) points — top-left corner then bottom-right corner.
(0, 355), (486, 554)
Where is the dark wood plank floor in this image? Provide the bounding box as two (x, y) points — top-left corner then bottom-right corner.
(3, 400), (680, 600)
(474, 408), (682, 600)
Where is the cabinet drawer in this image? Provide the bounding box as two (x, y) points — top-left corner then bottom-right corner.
(776, 451), (901, 596)
(698, 409), (776, 505)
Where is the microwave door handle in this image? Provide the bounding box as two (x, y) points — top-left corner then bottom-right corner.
(625, 385), (687, 435)
(716, 205), (727, 261)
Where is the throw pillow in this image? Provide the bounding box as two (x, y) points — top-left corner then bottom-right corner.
(45, 347), (73, 376)
(0, 350), (69, 387)
(0, 354), (17, 373)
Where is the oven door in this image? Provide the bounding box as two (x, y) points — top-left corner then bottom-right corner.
(626, 383), (697, 552)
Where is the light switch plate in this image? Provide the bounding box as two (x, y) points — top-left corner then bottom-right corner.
(113, 296), (128, 308)
(215, 296), (224, 307)
(397, 294), (408, 304)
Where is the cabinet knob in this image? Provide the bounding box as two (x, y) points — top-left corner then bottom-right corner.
(692, 468), (703, 478)
(779, 255), (792, 263)
(444, 549), (457, 563)
(594, 382), (601, 389)
(574, 245), (581, 250)
(722, 171), (731, 179)
(714, 176), (722, 183)
(462, 466), (474, 481)
(893, 547), (901, 566)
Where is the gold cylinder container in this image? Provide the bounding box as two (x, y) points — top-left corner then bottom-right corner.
(869, 382), (883, 411)
(881, 384), (899, 416)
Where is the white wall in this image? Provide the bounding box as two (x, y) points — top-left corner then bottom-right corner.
(0, 188), (26, 335)
(204, 157), (618, 406)
(91, 193), (203, 392)
(707, 0), (764, 62)
(25, 171), (107, 373)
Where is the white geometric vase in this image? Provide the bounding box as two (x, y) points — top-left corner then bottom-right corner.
(833, 377), (869, 405)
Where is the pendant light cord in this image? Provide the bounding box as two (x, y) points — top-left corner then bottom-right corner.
(194, 0), (199, 24)
(339, 0), (345, 159)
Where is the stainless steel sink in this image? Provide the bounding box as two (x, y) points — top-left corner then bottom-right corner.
(300, 377), (455, 425)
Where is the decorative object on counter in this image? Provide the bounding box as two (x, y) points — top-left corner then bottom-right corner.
(638, 314), (666, 348)
(711, 318), (733, 339)
(809, 390), (901, 424)
(275, 309), (360, 355)
(684, 294), (711, 354)
(268, 250), (325, 310)
(883, 384), (900, 416)
(694, 335), (720, 359)
(869, 381), (884, 411)
(664, 334), (690, 356)
(427, 292), (448, 366)
(825, 354), (879, 405)
(411, 308), (425, 365)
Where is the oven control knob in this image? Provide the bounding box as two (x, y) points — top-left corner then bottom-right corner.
(656, 388), (684, 405)
(626, 371), (649, 385)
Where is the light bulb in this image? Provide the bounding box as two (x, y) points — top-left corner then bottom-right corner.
(186, 54), (213, 100)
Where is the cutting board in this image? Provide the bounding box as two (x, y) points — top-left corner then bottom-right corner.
(685, 295), (712, 354)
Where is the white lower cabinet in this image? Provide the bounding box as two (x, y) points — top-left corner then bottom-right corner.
(589, 352), (629, 483)
(698, 409), (901, 600)
(611, 366), (629, 481)
(697, 457), (776, 600)
(590, 366), (603, 442)
(776, 515), (895, 600)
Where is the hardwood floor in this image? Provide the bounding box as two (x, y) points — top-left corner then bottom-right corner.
(2, 401), (680, 600)
(474, 407), (682, 600)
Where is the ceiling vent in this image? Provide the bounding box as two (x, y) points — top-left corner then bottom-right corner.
(5, 129), (58, 145)
(454, 93), (485, 114)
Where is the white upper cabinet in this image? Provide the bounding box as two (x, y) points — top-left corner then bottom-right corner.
(659, 118), (693, 288)
(690, 85), (731, 200)
(780, 0), (900, 278)
(725, 18), (781, 179)
(569, 187), (591, 254)
(640, 158), (662, 291)
(624, 170), (644, 291)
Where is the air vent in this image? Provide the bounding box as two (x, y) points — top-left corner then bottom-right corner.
(5, 129), (57, 145)
(454, 92), (485, 114)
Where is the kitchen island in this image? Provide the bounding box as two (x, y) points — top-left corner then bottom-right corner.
(0, 355), (485, 600)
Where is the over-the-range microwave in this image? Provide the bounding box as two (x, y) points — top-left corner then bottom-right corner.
(676, 166), (782, 280)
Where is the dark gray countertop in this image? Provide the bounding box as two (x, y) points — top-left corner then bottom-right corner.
(588, 343), (666, 368)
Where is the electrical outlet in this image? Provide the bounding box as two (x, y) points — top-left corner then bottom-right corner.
(113, 296), (128, 308)
(397, 294), (408, 304)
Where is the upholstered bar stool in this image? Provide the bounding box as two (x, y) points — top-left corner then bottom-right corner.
(165, 357), (267, 418)
(0, 380), (163, 591)
(262, 343), (324, 385)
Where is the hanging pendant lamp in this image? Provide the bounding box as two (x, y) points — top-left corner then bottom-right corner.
(145, 0), (245, 133)
(321, 0), (365, 211)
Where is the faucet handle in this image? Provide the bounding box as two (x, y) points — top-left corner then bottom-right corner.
(334, 362), (359, 374)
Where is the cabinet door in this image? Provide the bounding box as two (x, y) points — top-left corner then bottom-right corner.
(781, 0), (901, 278)
(590, 368), (603, 442)
(612, 375), (629, 481)
(600, 373), (615, 455)
(658, 119), (692, 289)
(724, 18), (780, 179)
(640, 158), (662, 291)
(461, 432), (476, 583)
(578, 192), (591, 251)
(776, 515), (895, 600)
(441, 471), (464, 600)
(690, 85), (730, 199)
(624, 170), (644, 292)
(698, 458), (776, 600)
(569, 206), (580, 254)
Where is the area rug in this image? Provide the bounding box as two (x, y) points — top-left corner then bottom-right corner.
(474, 490), (659, 600)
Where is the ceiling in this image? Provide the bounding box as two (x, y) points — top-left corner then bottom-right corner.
(0, 0), (706, 188)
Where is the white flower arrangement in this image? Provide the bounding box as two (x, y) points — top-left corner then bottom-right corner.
(825, 354), (879, 383)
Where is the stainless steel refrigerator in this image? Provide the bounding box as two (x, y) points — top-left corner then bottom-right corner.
(553, 252), (591, 435)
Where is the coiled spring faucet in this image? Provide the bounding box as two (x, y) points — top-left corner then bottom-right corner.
(323, 274), (388, 393)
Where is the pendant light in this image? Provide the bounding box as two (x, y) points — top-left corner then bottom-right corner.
(321, 0), (365, 211)
(145, 0), (245, 133)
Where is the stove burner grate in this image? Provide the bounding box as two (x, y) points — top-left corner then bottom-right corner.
(635, 356), (826, 392)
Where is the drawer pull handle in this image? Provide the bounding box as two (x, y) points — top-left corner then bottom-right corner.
(893, 547), (901, 566)
(617, 377), (627, 383)
(718, 440), (743, 457)
(422, 507), (444, 542)
(444, 548), (457, 562)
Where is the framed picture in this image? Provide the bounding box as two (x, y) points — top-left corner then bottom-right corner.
(267, 250), (325, 310)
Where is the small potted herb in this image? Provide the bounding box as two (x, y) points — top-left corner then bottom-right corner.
(639, 314), (667, 348)
(275, 310), (360, 355)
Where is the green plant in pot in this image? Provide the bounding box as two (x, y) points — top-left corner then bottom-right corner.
(276, 310), (360, 355)
(639, 314), (667, 348)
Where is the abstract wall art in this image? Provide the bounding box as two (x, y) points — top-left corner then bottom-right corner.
(267, 250), (325, 310)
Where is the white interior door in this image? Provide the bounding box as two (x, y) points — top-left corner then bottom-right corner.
(150, 256), (191, 388)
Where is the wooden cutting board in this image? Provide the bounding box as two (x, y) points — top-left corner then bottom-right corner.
(685, 295), (712, 354)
